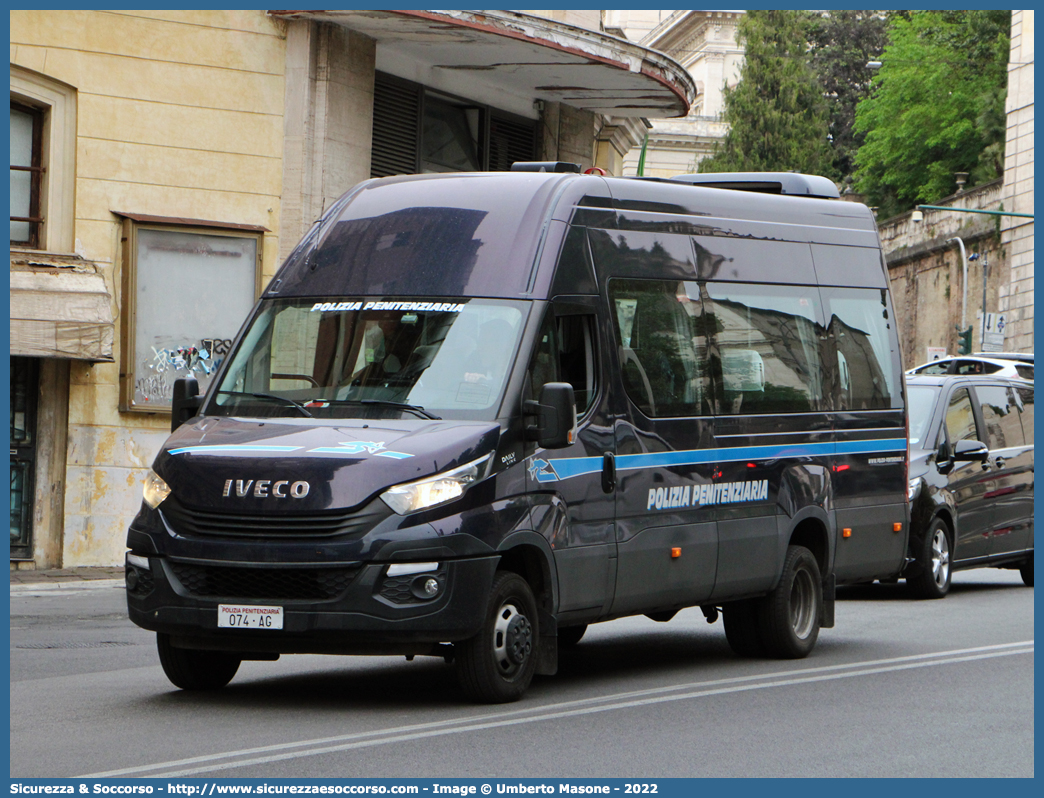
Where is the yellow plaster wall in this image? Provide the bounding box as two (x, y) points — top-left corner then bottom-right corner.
(11, 10), (288, 565)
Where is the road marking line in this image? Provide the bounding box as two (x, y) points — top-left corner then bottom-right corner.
(83, 641), (1033, 778)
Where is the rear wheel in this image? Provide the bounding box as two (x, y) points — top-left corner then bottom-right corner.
(1020, 555), (1033, 587)
(722, 599), (765, 657)
(156, 633), (240, 690)
(908, 518), (952, 599)
(757, 545), (822, 658)
(455, 572), (539, 703)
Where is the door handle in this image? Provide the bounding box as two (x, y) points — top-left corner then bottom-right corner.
(602, 451), (616, 494)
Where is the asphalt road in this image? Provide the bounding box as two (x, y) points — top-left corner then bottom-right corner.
(9, 569), (1033, 778)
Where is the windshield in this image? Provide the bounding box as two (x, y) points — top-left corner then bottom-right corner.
(907, 385), (940, 446)
(207, 298), (527, 421)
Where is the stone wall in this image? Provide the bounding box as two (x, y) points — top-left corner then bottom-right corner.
(878, 181), (1009, 367)
(998, 10), (1034, 354)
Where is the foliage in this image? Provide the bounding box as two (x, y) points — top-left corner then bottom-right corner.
(699, 10), (833, 177)
(807, 10), (888, 189)
(853, 10), (1011, 217)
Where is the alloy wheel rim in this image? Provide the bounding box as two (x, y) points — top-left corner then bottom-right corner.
(931, 529), (950, 587)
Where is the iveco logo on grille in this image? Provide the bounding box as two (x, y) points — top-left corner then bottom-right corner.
(222, 479), (310, 499)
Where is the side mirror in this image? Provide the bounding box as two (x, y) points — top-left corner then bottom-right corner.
(171, 377), (201, 433)
(952, 439), (989, 462)
(525, 382), (576, 449)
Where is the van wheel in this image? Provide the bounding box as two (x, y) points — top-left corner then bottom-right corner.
(1020, 555), (1033, 587)
(758, 545), (821, 658)
(156, 633), (240, 690)
(455, 572), (538, 703)
(908, 518), (952, 599)
(722, 599), (765, 657)
(558, 624), (587, 648)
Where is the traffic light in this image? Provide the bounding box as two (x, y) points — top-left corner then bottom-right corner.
(956, 325), (973, 355)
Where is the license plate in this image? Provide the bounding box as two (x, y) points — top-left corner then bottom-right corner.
(217, 604), (283, 630)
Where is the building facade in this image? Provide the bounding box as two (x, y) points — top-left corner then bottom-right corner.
(10, 9), (694, 569)
(608, 10), (745, 177)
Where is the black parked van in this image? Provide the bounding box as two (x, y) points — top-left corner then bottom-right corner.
(125, 166), (909, 702)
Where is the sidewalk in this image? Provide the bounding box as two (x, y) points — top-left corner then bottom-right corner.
(10, 566), (125, 594)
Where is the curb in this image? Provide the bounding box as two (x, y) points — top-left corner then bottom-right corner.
(10, 578), (125, 595)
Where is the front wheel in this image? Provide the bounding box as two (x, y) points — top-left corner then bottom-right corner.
(757, 545), (822, 658)
(908, 518), (952, 599)
(455, 572), (539, 703)
(156, 633), (240, 690)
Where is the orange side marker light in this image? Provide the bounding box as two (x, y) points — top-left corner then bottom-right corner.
(893, 522), (903, 532)
(842, 528), (852, 538)
(671, 547), (682, 558)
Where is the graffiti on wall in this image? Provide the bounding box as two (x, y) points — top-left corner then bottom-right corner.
(134, 338), (233, 405)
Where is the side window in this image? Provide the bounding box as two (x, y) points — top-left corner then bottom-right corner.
(976, 385), (1025, 450)
(705, 282), (825, 415)
(944, 388), (979, 444)
(1014, 386), (1033, 444)
(556, 314), (598, 415)
(953, 360), (984, 375)
(916, 361), (951, 376)
(526, 313), (559, 402)
(1015, 363), (1033, 381)
(607, 279), (710, 418)
(822, 288), (900, 409)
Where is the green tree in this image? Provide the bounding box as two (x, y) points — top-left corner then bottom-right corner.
(807, 10), (888, 189)
(699, 10), (832, 177)
(853, 10), (1010, 217)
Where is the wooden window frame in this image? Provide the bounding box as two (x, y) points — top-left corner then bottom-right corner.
(10, 100), (45, 249)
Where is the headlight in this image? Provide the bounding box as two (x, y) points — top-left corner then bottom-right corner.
(907, 477), (922, 502)
(143, 470), (172, 509)
(381, 453), (492, 515)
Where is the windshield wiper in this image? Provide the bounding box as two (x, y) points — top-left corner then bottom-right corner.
(216, 390), (313, 418)
(316, 398), (440, 420)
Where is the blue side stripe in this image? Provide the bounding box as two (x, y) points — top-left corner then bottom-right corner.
(533, 438), (907, 484)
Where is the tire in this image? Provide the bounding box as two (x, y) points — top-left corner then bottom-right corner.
(1020, 555), (1033, 587)
(757, 545), (822, 659)
(455, 572), (539, 703)
(908, 518), (952, 599)
(722, 599), (765, 657)
(558, 624), (587, 648)
(156, 633), (240, 690)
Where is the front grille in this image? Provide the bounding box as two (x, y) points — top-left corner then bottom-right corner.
(168, 561), (359, 601)
(160, 496), (390, 539)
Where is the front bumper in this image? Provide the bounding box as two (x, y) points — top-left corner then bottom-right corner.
(126, 554), (498, 656)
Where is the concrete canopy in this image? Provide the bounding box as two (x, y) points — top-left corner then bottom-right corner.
(268, 9), (696, 118)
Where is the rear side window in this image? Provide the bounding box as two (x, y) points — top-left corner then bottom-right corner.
(1015, 363), (1033, 381)
(608, 279), (711, 418)
(822, 288), (900, 409)
(976, 385), (1024, 449)
(944, 388), (979, 444)
(704, 283), (825, 415)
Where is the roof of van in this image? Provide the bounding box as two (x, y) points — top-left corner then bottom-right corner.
(268, 171), (880, 301)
